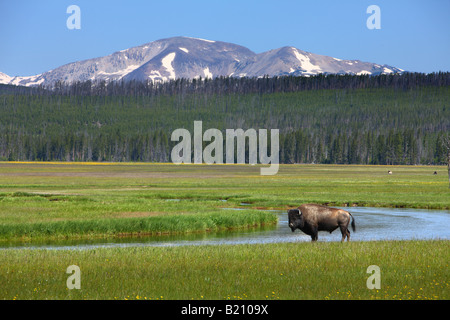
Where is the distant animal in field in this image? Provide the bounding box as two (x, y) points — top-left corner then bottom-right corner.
(288, 204), (355, 242)
(433, 171), (437, 175)
(388, 170), (392, 174)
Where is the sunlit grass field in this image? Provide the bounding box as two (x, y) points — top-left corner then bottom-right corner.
(1, 241), (448, 300)
(0, 162), (448, 300)
(0, 162), (448, 241)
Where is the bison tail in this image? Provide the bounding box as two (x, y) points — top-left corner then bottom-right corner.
(350, 214), (356, 232)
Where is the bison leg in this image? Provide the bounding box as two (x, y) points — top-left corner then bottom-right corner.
(310, 227), (318, 242)
(339, 225), (350, 242)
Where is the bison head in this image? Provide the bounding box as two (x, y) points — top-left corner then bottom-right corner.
(288, 209), (304, 232)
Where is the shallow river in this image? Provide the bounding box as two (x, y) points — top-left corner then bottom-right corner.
(1, 206), (449, 250)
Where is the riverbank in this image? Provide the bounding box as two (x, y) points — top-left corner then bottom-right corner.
(0, 162), (448, 241)
(0, 209), (277, 242)
(1, 240), (448, 300)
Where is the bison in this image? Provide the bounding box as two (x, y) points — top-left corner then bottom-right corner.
(288, 204), (355, 242)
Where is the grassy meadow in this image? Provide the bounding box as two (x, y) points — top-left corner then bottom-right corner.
(0, 162), (449, 300)
(1, 241), (448, 300)
(0, 162), (448, 241)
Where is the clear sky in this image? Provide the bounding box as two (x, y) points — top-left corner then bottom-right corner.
(1, 0), (449, 76)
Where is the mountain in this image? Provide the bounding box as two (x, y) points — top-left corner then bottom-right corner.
(0, 72), (12, 84)
(122, 37), (255, 82)
(0, 36), (404, 87)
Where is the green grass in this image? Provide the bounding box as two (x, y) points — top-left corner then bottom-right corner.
(0, 209), (275, 240)
(0, 241), (448, 300)
(0, 162), (448, 300)
(0, 162), (449, 240)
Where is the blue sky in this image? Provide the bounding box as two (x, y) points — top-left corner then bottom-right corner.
(1, 0), (449, 76)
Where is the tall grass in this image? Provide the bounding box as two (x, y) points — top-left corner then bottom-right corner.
(0, 241), (448, 300)
(0, 210), (276, 241)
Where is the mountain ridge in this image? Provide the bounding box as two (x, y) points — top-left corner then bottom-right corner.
(1, 36), (404, 87)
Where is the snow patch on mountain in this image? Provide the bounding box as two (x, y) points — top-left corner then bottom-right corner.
(203, 67), (213, 79)
(161, 52), (176, 79)
(0, 72), (12, 84)
(292, 48), (322, 73)
(95, 64), (141, 80)
(148, 70), (165, 82)
(9, 74), (43, 86)
(185, 36), (215, 43)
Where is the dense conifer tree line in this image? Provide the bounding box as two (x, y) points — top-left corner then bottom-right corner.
(0, 72), (448, 164)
